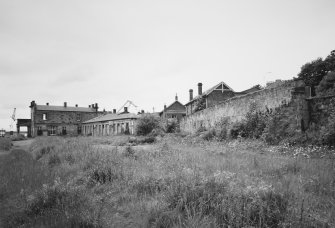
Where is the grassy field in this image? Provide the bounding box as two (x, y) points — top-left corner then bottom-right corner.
(0, 135), (334, 227)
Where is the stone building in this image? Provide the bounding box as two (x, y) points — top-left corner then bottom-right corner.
(82, 107), (140, 136)
(29, 101), (102, 137)
(185, 82), (262, 115)
(159, 94), (186, 121)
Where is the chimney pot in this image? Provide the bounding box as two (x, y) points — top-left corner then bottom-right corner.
(198, 83), (203, 95)
(113, 109), (116, 114)
(189, 89), (193, 101)
(46, 103), (49, 106)
(75, 104), (78, 107)
(64, 102), (67, 107)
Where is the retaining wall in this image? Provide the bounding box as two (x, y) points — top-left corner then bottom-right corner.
(180, 80), (302, 133)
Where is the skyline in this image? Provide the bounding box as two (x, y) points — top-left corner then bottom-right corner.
(1, 0), (335, 130)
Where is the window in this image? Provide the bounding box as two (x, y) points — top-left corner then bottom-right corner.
(76, 113), (81, 122)
(62, 126), (67, 135)
(48, 126), (56, 136)
(43, 113), (47, 120)
(171, 115), (177, 118)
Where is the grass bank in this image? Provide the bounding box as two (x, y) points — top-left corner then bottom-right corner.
(0, 135), (334, 227)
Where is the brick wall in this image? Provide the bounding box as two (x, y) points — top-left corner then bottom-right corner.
(32, 110), (100, 136)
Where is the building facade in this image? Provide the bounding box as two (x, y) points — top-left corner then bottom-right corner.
(82, 107), (140, 136)
(30, 101), (102, 137)
(159, 95), (186, 121)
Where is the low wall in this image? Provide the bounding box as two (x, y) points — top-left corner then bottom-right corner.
(181, 80), (299, 133)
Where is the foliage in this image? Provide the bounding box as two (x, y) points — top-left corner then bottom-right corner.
(0, 137), (12, 151)
(261, 111), (291, 145)
(316, 71), (335, 96)
(202, 129), (216, 141)
(297, 50), (335, 91)
(193, 96), (206, 112)
(2, 136), (335, 227)
(136, 114), (161, 136)
(230, 103), (269, 139)
(164, 118), (179, 133)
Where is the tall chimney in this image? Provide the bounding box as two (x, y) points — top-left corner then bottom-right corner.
(175, 94), (178, 101)
(113, 109), (116, 114)
(189, 89), (193, 101)
(124, 107), (128, 113)
(64, 102), (67, 107)
(30, 100), (36, 108)
(198, 83), (203, 96)
(46, 103), (49, 106)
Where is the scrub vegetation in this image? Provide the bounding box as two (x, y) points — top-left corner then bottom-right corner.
(1, 135), (334, 227)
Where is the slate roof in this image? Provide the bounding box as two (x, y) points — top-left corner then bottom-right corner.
(185, 81), (234, 105)
(83, 113), (140, 124)
(36, 105), (97, 113)
(159, 101), (186, 114)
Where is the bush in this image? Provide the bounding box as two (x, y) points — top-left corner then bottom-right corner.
(202, 129), (216, 141)
(316, 71), (335, 96)
(230, 103), (269, 140)
(136, 115), (161, 136)
(164, 118), (179, 133)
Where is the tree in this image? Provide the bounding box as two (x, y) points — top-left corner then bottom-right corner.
(316, 71), (335, 96)
(324, 50), (335, 72)
(297, 57), (328, 88)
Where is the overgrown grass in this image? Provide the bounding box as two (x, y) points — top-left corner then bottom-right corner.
(0, 137), (12, 151)
(1, 135), (334, 227)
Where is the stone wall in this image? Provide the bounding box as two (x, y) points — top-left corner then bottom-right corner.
(180, 80), (304, 133)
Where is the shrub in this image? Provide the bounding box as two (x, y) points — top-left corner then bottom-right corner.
(202, 129), (216, 141)
(164, 118), (179, 133)
(136, 115), (161, 136)
(316, 71), (335, 96)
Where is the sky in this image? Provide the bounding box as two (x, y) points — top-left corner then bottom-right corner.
(0, 0), (335, 131)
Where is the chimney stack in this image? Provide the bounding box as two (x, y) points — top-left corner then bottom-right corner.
(95, 103), (98, 111)
(89, 105), (91, 108)
(91, 104), (94, 109)
(46, 103), (49, 106)
(141, 110), (144, 114)
(75, 104), (78, 107)
(113, 109), (116, 114)
(189, 89), (193, 101)
(30, 100), (36, 108)
(198, 83), (203, 96)
(124, 107), (128, 113)
(175, 94), (178, 101)
(64, 102), (67, 107)
(164, 104), (167, 110)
